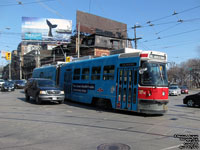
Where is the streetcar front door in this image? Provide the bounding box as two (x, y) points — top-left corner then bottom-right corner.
(116, 68), (139, 111)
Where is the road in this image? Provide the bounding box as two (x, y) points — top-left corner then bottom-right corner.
(0, 89), (199, 150)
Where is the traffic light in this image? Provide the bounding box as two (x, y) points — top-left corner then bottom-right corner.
(6, 52), (11, 60)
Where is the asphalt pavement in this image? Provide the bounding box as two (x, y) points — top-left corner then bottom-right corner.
(0, 89), (199, 150)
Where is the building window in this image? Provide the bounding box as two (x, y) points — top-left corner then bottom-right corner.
(111, 40), (119, 49)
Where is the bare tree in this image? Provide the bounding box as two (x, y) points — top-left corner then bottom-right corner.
(168, 58), (200, 88)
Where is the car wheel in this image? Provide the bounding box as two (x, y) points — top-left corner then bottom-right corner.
(35, 96), (41, 105)
(25, 93), (30, 101)
(187, 99), (194, 107)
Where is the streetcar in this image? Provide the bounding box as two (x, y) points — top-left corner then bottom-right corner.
(32, 49), (169, 114)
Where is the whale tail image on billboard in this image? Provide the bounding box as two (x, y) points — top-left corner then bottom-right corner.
(22, 17), (72, 42)
(46, 19), (57, 37)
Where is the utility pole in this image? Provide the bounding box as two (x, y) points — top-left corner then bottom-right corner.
(19, 56), (22, 79)
(9, 62), (11, 80)
(132, 25), (142, 49)
(35, 49), (40, 68)
(77, 22), (80, 58)
(19, 52), (22, 80)
(53, 50), (55, 63)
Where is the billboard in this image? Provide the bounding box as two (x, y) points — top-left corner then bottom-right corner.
(76, 11), (127, 38)
(22, 17), (72, 42)
(1, 50), (7, 58)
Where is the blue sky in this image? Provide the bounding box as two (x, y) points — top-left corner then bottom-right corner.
(0, 0), (200, 66)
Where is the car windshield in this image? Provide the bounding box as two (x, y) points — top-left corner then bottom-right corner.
(16, 80), (25, 84)
(0, 79), (4, 82)
(169, 86), (178, 89)
(4, 81), (14, 86)
(139, 62), (168, 87)
(181, 86), (188, 89)
(37, 80), (55, 87)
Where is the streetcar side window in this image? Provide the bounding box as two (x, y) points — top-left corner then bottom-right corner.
(82, 68), (90, 80)
(73, 68), (80, 80)
(103, 65), (115, 80)
(91, 66), (101, 80)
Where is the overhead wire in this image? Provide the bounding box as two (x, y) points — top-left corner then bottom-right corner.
(144, 5), (200, 25)
(137, 41), (151, 50)
(148, 39), (200, 47)
(143, 28), (200, 43)
(0, 0), (56, 7)
(161, 28), (200, 39)
(156, 23), (181, 34)
(138, 5), (200, 46)
(36, 0), (65, 18)
(150, 40), (200, 51)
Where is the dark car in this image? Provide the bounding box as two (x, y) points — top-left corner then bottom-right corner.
(24, 78), (65, 104)
(1, 81), (15, 92)
(183, 92), (200, 107)
(15, 80), (26, 89)
(181, 86), (189, 94)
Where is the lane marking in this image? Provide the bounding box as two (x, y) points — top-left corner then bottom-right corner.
(160, 144), (183, 150)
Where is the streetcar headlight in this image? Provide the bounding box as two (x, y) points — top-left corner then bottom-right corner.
(40, 91), (47, 94)
(162, 92), (165, 96)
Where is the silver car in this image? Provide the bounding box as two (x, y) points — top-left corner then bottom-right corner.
(169, 86), (181, 96)
(0, 79), (5, 88)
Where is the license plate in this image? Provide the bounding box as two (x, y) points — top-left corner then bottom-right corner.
(52, 97), (57, 100)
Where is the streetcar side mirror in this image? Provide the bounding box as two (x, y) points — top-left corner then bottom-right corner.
(139, 67), (147, 74)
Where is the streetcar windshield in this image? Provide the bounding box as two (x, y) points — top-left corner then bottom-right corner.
(139, 62), (168, 86)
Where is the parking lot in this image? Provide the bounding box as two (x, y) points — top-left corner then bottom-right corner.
(0, 89), (199, 150)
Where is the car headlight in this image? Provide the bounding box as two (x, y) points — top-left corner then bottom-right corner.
(60, 91), (64, 94)
(40, 91), (47, 94)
